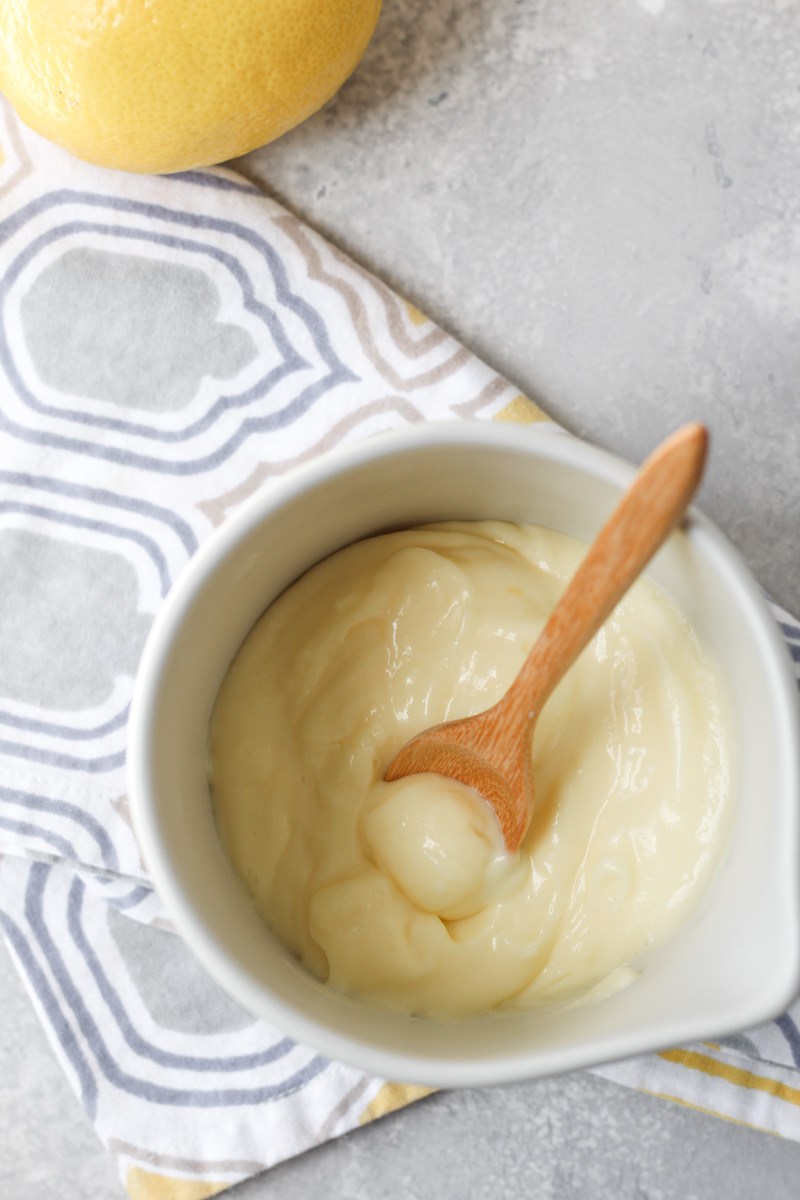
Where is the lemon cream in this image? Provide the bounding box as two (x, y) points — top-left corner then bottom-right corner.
(208, 522), (731, 1018)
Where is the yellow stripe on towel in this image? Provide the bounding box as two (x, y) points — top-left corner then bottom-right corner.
(403, 300), (429, 326)
(360, 1082), (435, 1125)
(493, 395), (550, 425)
(658, 1048), (800, 1108)
(640, 1087), (770, 1133)
(126, 1166), (228, 1200)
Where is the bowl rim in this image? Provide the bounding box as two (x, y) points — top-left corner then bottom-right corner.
(128, 420), (800, 1087)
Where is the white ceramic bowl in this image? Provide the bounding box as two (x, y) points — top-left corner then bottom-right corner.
(128, 421), (800, 1087)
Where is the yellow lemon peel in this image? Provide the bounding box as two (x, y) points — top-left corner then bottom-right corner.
(0, 0), (382, 173)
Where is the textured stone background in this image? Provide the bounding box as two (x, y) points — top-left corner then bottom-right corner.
(239, 0), (800, 611)
(3, 0), (799, 1195)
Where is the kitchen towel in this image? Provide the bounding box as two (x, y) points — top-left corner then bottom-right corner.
(0, 98), (799, 1199)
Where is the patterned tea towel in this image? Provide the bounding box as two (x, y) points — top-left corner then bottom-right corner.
(0, 98), (799, 1199)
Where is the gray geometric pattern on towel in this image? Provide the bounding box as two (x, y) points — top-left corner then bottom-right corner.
(0, 528), (152, 711)
(21, 248), (258, 411)
(0, 94), (526, 1196)
(0, 95), (522, 884)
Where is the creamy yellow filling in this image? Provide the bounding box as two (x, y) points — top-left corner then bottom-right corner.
(208, 522), (731, 1018)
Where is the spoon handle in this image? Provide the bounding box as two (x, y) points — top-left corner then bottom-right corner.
(500, 422), (709, 732)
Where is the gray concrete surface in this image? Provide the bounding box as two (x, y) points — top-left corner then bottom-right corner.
(2, 0), (799, 1196)
(237, 0), (800, 612)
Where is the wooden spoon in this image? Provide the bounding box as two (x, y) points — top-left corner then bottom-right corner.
(384, 423), (709, 852)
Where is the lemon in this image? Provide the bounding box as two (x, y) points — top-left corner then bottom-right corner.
(0, 0), (382, 174)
